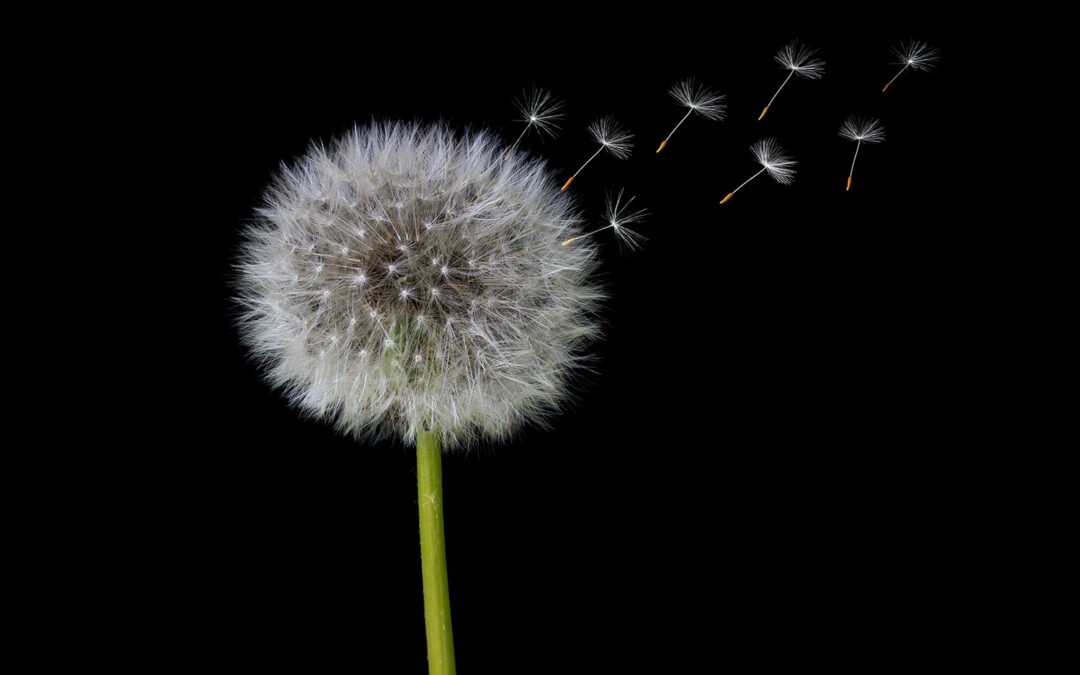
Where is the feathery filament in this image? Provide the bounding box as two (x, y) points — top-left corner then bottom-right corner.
(839, 116), (885, 191)
(656, 78), (726, 153)
(561, 190), (648, 250)
(561, 116), (634, 190)
(719, 138), (797, 204)
(883, 40), (939, 92)
(758, 40), (824, 120)
(505, 87), (565, 159)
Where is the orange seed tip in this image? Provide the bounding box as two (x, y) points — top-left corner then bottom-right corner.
(561, 176), (575, 191)
(656, 139), (668, 154)
(758, 106), (769, 121)
(719, 193), (734, 205)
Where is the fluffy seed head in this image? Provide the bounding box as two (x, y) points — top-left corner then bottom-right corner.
(514, 87), (565, 138)
(775, 40), (825, 79)
(839, 116), (886, 144)
(751, 138), (797, 184)
(588, 116), (634, 159)
(892, 40), (939, 71)
(236, 121), (603, 449)
(670, 78), (727, 121)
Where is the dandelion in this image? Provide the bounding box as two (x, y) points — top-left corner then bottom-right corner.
(883, 40), (939, 92)
(561, 189), (648, 250)
(719, 138), (797, 204)
(236, 121), (603, 675)
(839, 116), (885, 191)
(505, 87), (565, 159)
(656, 78), (726, 153)
(758, 40), (824, 120)
(561, 116), (633, 190)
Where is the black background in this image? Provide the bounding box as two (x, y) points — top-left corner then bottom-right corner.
(146, 12), (975, 672)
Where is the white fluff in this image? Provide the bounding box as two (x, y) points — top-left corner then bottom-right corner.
(236, 121), (604, 449)
(775, 40), (825, 80)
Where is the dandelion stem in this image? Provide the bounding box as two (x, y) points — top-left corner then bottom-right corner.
(850, 140), (862, 175)
(506, 123), (533, 159)
(883, 63), (910, 92)
(417, 429), (456, 675)
(659, 108), (694, 150)
(575, 146), (605, 177)
(734, 167), (767, 194)
(762, 70), (795, 119)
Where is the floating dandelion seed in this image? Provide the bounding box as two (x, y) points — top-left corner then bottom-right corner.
(839, 116), (885, 191)
(561, 116), (633, 191)
(758, 40), (824, 120)
(656, 78), (726, 153)
(561, 190), (648, 250)
(719, 138), (797, 204)
(883, 40), (939, 92)
(505, 87), (565, 159)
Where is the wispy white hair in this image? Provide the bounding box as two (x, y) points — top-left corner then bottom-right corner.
(839, 116), (886, 143)
(236, 121), (604, 449)
(775, 40), (825, 79)
(892, 40), (939, 70)
(588, 116), (634, 159)
(670, 78), (727, 121)
(752, 138), (797, 184)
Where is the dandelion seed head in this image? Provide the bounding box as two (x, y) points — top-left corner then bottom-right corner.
(236, 121), (603, 449)
(751, 138), (798, 185)
(588, 116), (634, 160)
(892, 40), (939, 71)
(775, 40), (825, 79)
(839, 116), (886, 144)
(670, 78), (727, 121)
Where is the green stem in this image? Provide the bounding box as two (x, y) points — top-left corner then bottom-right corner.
(417, 429), (456, 675)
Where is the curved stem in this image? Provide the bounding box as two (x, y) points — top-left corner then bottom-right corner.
(417, 429), (456, 675)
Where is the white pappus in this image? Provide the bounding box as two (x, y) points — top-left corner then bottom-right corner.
(656, 78), (726, 154)
(883, 40), (939, 92)
(839, 116), (885, 191)
(561, 190), (648, 251)
(719, 138), (797, 204)
(505, 87), (565, 159)
(561, 116), (634, 191)
(758, 40), (825, 120)
(236, 121), (604, 449)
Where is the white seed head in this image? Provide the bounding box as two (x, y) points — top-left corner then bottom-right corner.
(839, 116), (886, 144)
(514, 87), (565, 138)
(603, 190), (649, 252)
(588, 116), (634, 160)
(670, 78), (727, 121)
(892, 40), (939, 71)
(775, 40), (825, 80)
(751, 138), (797, 185)
(236, 121), (604, 449)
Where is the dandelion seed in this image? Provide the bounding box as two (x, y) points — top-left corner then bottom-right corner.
(883, 40), (939, 92)
(561, 190), (648, 250)
(656, 78), (726, 153)
(719, 138), (797, 204)
(505, 87), (565, 159)
(758, 40), (824, 120)
(839, 116), (885, 191)
(561, 116), (633, 191)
